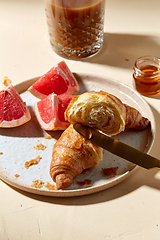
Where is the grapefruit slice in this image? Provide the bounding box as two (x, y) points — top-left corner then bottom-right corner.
(34, 93), (74, 131)
(28, 61), (79, 99)
(0, 84), (31, 128)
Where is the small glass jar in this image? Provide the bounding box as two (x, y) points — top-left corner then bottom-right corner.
(133, 55), (160, 97)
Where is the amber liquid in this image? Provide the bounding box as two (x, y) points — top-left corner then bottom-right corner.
(45, 0), (105, 59)
(133, 65), (160, 96)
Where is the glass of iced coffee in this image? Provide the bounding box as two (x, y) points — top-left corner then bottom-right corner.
(44, 0), (106, 60)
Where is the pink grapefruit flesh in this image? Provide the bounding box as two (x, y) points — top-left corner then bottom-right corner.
(28, 61), (79, 99)
(34, 93), (74, 131)
(0, 84), (31, 128)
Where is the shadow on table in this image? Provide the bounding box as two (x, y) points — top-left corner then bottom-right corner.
(81, 32), (160, 69)
(6, 167), (160, 205)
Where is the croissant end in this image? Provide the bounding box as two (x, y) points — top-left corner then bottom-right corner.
(55, 173), (73, 190)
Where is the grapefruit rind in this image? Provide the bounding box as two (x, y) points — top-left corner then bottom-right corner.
(28, 87), (47, 100)
(0, 110), (31, 128)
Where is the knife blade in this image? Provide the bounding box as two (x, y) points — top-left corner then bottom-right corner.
(73, 123), (160, 170)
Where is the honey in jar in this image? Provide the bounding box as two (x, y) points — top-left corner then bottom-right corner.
(133, 55), (160, 97)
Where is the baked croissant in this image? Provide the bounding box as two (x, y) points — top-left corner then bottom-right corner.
(50, 124), (103, 190)
(124, 104), (149, 130)
(65, 91), (150, 136)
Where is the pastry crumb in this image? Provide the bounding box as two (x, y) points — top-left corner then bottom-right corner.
(14, 174), (20, 178)
(25, 155), (41, 169)
(3, 76), (12, 86)
(102, 166), (119, 176)
(44, 181), (57, 190)
(74, 179), (92, 187)
(44, 135), (53, 139)
(31, 179), (44, 188)
(0, 152), (3, 155)
(34, 143), (47, 150)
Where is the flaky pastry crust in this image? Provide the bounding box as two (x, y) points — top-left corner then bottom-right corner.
(65, 91), (149, 136)
(50, 124), (103, 189)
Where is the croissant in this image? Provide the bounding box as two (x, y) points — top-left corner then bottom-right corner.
(50, 124), (103, 190)
(65, 91), (150, 136)
(124, 104), (149, 130)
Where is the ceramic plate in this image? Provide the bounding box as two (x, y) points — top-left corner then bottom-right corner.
(0, 74), (155, 197)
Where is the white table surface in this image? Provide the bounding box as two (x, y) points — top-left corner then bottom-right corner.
(1, 0), (160, 239)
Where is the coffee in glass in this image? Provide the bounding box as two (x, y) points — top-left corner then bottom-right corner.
(44, 0), (106, 59)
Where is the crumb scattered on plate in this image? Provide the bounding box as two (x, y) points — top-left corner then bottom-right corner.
(44, 135), (53, 139)
(34, 143), (47, 150)
(3, 76), (12, 86)
(0, 152), (3, 155)
(102, 166), (119, 176)
(25, 155), (41, 169)
(74, 179), (92, 187)
(14, 174), (20, 178)
(31, 179), (44, 188)
(44, 181), (57, 190)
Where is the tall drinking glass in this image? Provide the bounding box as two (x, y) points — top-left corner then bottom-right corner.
(44, 0), (106, 60)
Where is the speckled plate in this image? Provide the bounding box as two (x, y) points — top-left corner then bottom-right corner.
(0, 74), (156, 197)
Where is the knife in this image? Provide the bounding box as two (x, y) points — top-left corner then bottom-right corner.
(73, 123), (160, 170)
